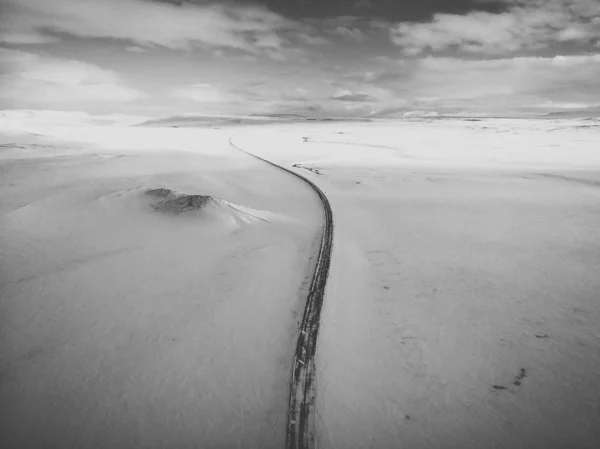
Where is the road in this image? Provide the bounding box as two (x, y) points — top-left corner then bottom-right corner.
(229, 136), (334, 449)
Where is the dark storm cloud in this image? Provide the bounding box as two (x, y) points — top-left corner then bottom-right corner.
(207, 0), (494, 21)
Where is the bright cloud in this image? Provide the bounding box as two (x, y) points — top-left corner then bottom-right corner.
(391, 0), (600, 54)
(365, 53), (600, 112)
(0, 0), (293, 52)
(330, 89), (378, 102)
(170, 83), (234, 103)
(332, 26), (366, 42)
(0, 48), (143, 105)
(306, 15), (382, 43)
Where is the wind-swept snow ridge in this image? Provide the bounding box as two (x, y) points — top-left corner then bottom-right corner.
(229, 137), (333, 449)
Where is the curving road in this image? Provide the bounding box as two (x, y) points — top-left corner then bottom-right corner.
(229, 137), (333, 449)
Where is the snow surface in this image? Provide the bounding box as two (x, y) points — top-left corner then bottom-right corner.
(232, 118), (600, 449)
(1, 112), (600, 448)
(0, 116), (322, 448)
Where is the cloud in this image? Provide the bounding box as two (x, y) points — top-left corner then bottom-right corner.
(277, 100), (376, 118)
(390, 0), (600, 54)
(309, 16), (362, 29)
(0, 48), (143, 106)
(528, 101), (593, 109)
(330, 91), (378, 102)
(170, 83), (233, 103)
(306, 15), (380, 42)
(125, 45), (150, 53)
(253, 32), (286, 49)
(0, 31), (61, 44)
(331, 26), (366, 41)
(297, 33), (331, 45)
(229, 83), (310, 107)
(353, 0), (374, 9)
(0, 0), (293, 53)
(276, 87), (311, 103)
(167, 82), (318, 115)
(364, 53), (600, 112)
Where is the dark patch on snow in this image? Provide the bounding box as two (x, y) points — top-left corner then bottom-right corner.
(492, 368), (527, 391)
(533, 173), (600, 188)
(0, 143), (27, 150)
(513, 368), (527, 386)
(292, 164), (323, 176)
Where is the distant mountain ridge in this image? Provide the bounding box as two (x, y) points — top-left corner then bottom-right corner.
(135, 109), (600, 128)
(545, 109), (600, 118)
(137, 115), (268, 127)
(136, 113), (373, 127)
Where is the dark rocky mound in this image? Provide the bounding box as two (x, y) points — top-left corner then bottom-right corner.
(146, 188), (212, 214)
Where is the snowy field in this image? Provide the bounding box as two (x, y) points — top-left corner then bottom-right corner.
(1, 112), (600, 448)
(0, 114), (322, 448)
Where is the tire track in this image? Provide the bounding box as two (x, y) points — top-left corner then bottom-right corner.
(229, 136), (333, 449)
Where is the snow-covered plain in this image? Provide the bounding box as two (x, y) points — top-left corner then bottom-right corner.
(1, 113), (600, 448)
(238, 118), (600, 449)
(0, 116), (322, 448)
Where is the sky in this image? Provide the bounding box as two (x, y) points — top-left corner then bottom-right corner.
(0, 0), (599, 117)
